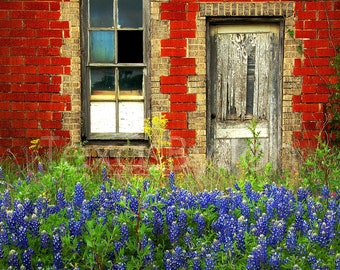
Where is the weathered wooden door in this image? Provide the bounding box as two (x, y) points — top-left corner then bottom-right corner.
(208, 23), (282, 171)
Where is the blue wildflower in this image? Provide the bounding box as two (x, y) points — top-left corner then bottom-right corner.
(177, 208), (187, 234)
(297, 187), (308, 202)
(37, 162), (44, 173)
(8, 249), (20, 269)
(56, 189), (66, 209)
(152, 208), (164, 235)
(166, 205), (176, 226)
(205, 254), (214, 270)
(192, 256), (201, 270)
(286, 227), (297, 253)
(69, 219), (82, 237)
(53, 252), (64, 270)
(269, 219), (286, 247)
(22, 248), (34, 270)
(194, 212), (205, 237)
(74, 182), (85, 209)
(40, 230), (51, 249)
(321, 185), (330, 200)
(17, 225), (29, 249)
(169, 171), (176, 191)
(0, 167), (5, 180)
(52, 231), (62, 255)
(335, 254), (340, 270)
(169, 221), (180, 245)
(120, 222), (129, 243)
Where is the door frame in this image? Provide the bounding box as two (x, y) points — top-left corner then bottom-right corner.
(206, 17), (285, 170)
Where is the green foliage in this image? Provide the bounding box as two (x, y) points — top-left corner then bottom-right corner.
(301, 138), (340, 195)
(238, 119), (273, 190)
(326, 46), (340, 145)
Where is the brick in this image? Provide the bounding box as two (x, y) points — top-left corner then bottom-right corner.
(26, 129), (52, 138)
(38, 103), (65, 111)
(303, 131), (320, 139)
(0, 19), (22, 28)
(26, 94), (52, 102)
(161, 3), (186, 11)
(170, 94), (196, 103)
(305, 2), (332, 10)
(0, 2), (22, 10)
(170, 67), (196, 75)
(161, 85), (187, 94)
(302, 85), (318, 93)
(37, 29), (63, 38)
(10, 29), (35, 37)
(171, 103), (196, 112)
(163, 112), (187, 121)
(161, 76), (187, 85)
(37, 48), (60, 56)
(171, 58), (195, 66)
(319, 11), (340, 20)
(41, 121), (62, 129)
(161, 11), (186, 21)
(38, 66), (64, 75)
(302, 94), (329, 103)
(166, 121), (187, 129)
(24, 75), (50, 83)
(297, 11), (316, 20)
(187, 3), (199, 12)
(10, 65), (36, 74)
(170, 21), (196, 29)
(302, 112), (325, 121)
(293, 67), (317, 76)
(295, 30), (317, 39)
(161, 48), (186, 57)
(25, 57), (50, 65)
(22, 38), (49, 47)
(170, 29), (196, 39)
(317, 48), (337, 57)
(10, 47), (36, 56)
(304, 21), (329, 29)
(12, 120), (38, 129)
(24, 20), (49, 29)
(26, 111), (53, 121)
(54, 130), (70, 138)
(50, 21), (69, 29)
(292, 103), (322, 113)
(50, 38), (63, 47)
(304, 39), (330, 48)
(161, 39), (187, 47)
(303, 58), (330, 67)
(23, 2), (49, 11)
(319, 29), (340, 39)
(171, 138), (196, 147)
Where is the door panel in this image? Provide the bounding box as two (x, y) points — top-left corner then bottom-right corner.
(208, 23), (281, 171)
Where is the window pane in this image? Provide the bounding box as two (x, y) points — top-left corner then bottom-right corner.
(91, 102), (116, 133)
(91, 68), (115, 94)
(118, 30), (143, 63)
(119, 102), (144, 133)
(90, 31), (114, 63)
(118, 0), (142, 28)
(90, 0), (114, 27)
(119, 68), (143, 97)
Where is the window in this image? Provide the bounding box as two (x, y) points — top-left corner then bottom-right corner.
(82, 0), (147, 141)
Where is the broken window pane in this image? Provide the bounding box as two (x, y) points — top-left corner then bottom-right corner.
(91, 67), (115, 95)
(118, 30), (143, 63)
(118, 0), (143, 28)
(90, 0), (114, 28)
(119, 68), (143, 97)
(90, 31), (114, 63)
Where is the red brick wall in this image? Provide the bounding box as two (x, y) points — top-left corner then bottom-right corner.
(0, 0), (71, 161)
(159, 0), (340, 154)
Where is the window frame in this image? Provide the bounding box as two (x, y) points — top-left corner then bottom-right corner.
(81, 0), (150, 142)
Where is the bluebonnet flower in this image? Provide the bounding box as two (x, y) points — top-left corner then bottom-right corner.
(22, 248), (34, 270)
(120, 222), (129, 243)
(152, 208), (164, 235)
(17, 225), (29, 249)
(35, 259), (44, 269)
(169, 171), (176, 191)
(69, 219), (82, 237)
(251, 213), (269, 237)
(245, 182), (260, 202)
(286, 227), (297, 253)
(335, 254), (340, 270)
(143, 180), (150, 191)
(234, 182), (241, 191)
(23, 198), (34, 216)
(297, 187), (308, 202)
(53, 252), (64, 270)
(269, 220), (286, 247)
(321, 185), (330, 200)
(102, 166), (108, 182)
(8, 249), (20, 269)
(205, 254), (214, 270)
(40, 230), (51, 249)
(166, 205), (176, 226)
(246, 235), (268, 270)
(14, 202), (26, 227)
(268, 251), (283, 270)
(113, 262), (127, 270)
(52, 231), (62, 255)
(28, 214), (39, 237)
(0, 244), (3, 259)
(192, 256), (201, 270)
(114, 240), (124, 255)
(307, 253), (323, 269)
(240, 199), (250, 220)
(0, 228), (9, 245)
(0, 167), (4, 180)
(97, 207), (107, 225)
(74, 182), (85, 209)
(56, 189), (66, 209)
(194, 212), (205, 237)
(177, 208), (187, 234)
(317, 212), (336, 248)
(184, 228), (194, 248)
(169, 221), (180, 245)
(80, 200), (92, 222)
(265, 198), (276, 220)
(126, 192), (139, 214)
(37, 162), (44, 173)
(2, 189), (11, 208)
